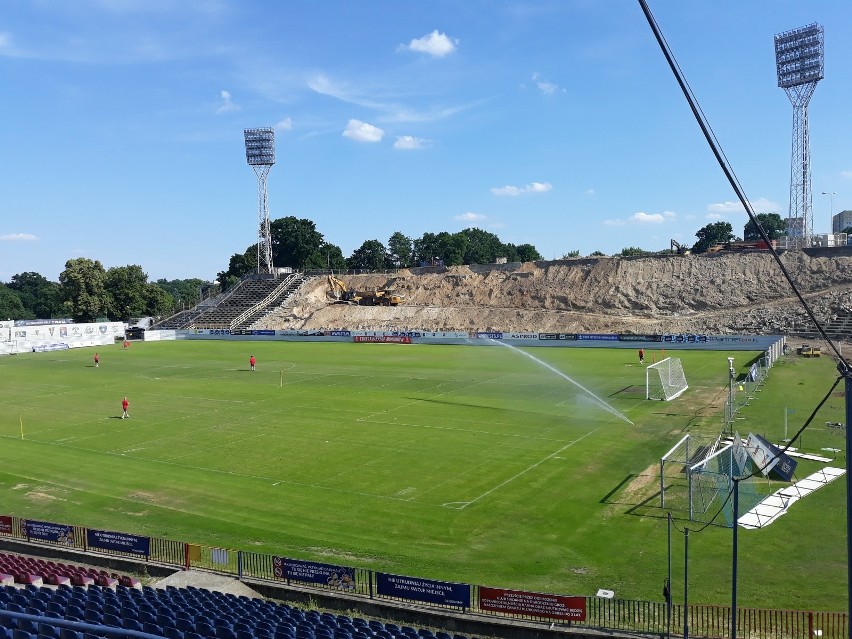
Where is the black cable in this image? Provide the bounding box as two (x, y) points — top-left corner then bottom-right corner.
(636, 0), (847, 367)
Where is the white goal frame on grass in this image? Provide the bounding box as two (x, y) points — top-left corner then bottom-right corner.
(646, 357), (688, 400)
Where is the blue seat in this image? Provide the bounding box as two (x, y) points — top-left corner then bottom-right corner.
(12, 630), (34, 639)
(436, 634), (451, 639)
(216, 626), (237, 639)
(58, 631), (81, 639)
(143, 623), (165, 636)
(36, 625), (59, 639)
(15, 621), (38, 636)
(164, 628), (185, 639)
(122, 619), (143, 632)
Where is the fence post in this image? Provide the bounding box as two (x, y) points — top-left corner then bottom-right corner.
(184, 543), (190, 570)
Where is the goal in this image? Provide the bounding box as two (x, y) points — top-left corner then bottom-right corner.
(646, 357), (688, 400)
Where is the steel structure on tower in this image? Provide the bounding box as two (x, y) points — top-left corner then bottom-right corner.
(774, 23), (824, 249)
(244, 127), (276, 275)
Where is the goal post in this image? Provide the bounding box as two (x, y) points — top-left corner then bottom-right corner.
(646, 357), (688, 401)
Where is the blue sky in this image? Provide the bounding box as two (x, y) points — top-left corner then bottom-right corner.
(1, 1), (851, 282)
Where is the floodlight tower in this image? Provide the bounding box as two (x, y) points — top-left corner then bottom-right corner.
(244, 127), (276, 275)
(774, 23), (824, 248)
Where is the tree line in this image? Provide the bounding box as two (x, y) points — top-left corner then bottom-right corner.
(0, 260), (207, 323)
(216, 217), (543, 289)
(4, 214), (845, 323)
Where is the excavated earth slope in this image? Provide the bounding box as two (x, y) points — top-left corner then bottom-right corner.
(258, 251), (852, 335)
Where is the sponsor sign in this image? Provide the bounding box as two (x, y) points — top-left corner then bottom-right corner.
(479, 587), (586, 621)
(507, 333), (539, 340)
(297, 330), (326, 337)
(353, 336), (412, 344)
(618, 334), (663, 343)
(329, 330), (351, 337)
(32, 343), (70, 352)
(539, 333), (579, 340)
(664, 334), (708, 343)
(254, 330), (276, 336)
(744, 433), (797, 481)
(25, 520), (76, 545)
(209, 329), (231, 335)
(476, 332), (503, 340)
(273, 557), (356, 591)
(375, 573), (471, 608)
(577, 334), (619, 341)
(0, 515), (13, 535)
(87, 528), (150, 557)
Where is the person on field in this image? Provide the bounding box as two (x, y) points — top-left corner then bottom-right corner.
(121, 396), (130, 419)
(249, 355), (256, 371)
(94, 352), (100, 368)
(638, 348), (644, 365)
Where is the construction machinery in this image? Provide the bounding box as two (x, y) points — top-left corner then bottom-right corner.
(670, 239), (691, 255)
(326, 275), (404, 306)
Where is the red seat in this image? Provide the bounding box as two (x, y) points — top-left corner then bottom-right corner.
(14, 573), (43, 586)
(119, 575), (142, 589)
(46, 573), (72, 586)
(96, 575), (118, 589)
(70, 573), (95, 587)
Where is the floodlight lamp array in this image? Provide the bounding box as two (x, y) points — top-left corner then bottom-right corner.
(774, 23), (824, 88)
(244, 127), (276, 166)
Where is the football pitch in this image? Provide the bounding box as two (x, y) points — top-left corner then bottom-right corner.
(0, 340), (846, 610)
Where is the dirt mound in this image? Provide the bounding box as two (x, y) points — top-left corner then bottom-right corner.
(258, 252), (852, 335)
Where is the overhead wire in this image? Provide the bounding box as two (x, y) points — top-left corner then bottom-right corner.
(637, 0), (851, 532)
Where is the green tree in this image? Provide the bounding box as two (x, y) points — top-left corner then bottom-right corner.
(154, 278), (208, 310)
(435, 231), (467, 266)
(691, 221), (736, 254)
(143, 283), (173, 317)
(619, 246), (653, 257)
(412, 232), (441, 266)
(217, 246), (257, 286)
(0, 283), (26, 320)
(7, 272), (61, 319)
(561, 250), (581, 258)
(460, 227), (502, 264)
(843, 226), (852, 235)
(303, 242), (346, 271)
(348, 239), (388, 270)
(106, 265), (149, 321)
(744, 213), (786, 241)
(387, 232), (413, 268)
(515, 243), (543, 262)
(59, 258), (111, 322)
(590, 250), (606, 256)
(271, 216), (325, 270)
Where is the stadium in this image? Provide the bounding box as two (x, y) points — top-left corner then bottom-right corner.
(2, 247), (851, 639)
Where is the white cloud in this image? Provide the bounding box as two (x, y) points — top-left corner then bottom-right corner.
(275, 117), (292, 131)
(455, 212), (486, 222)
(0, 233), (37, 241)
(531, 72), (563, 95)
(707, 197), (779, 215)
(631, 212), (665, 224)
(585, 189), (595, 196)
(216, 90), (239, 114)
(604, 210), (676, 226)
(393, 135), (430, 150)
(491, 182), (552, 196)
(841, 170), (852, 179)
(401, 30), (457, 57)
(342, 119), (384, 143)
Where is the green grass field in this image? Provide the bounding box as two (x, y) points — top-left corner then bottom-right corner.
(0, 340), (846, 610)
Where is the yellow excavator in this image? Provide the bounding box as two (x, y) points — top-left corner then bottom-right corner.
(326, 275), (404, 306)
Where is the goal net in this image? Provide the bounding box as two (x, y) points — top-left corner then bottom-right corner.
(660, 432), (769, 527)
(646, 357), (688, 400)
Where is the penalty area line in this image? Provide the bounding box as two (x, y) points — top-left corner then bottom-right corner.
(441, 427), (601, 510)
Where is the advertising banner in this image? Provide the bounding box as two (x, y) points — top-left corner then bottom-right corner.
(354, 336), (412, 344)
(273, 557), (356, 591)
(538, 333), (577, 341)
(577, 334), (619, 341)
(476, 332), (503, 340)
(375, 573), (471, 608)
(745, 433), (797, 480)
(87, 528), (150, 558)
(479, 587), (586, 621)
(618, 334), (663, 343)
(0, 515), (13, 535)
(25, 520), (76, 545)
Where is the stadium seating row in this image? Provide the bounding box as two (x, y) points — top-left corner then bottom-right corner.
(0, 553), (139, 590)
(0, 583), (477, 639)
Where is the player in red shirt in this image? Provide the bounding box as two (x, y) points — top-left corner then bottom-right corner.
(249, 355), (256, 371)
(121, 397), (130, 419)
(94, 352), (100, 367)
(638, 348), (644, 365)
